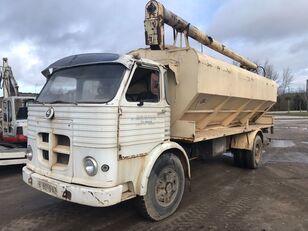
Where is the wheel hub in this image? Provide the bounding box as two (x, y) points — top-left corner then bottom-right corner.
(155, 167), (179, 207)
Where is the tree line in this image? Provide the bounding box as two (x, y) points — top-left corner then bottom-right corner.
(258, 60), (306, 111)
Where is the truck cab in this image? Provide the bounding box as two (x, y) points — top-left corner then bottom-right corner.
(23, 53), (189, 220)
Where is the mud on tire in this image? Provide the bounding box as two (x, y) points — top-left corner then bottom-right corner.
(245, 135), (263, 169)
(135, 153), (185, 221)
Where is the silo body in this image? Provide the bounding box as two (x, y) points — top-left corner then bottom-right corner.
(132, 48), (277, 141)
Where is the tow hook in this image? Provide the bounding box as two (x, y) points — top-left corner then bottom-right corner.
(62, 189), (72, 200)
(28, 177), (33, 185)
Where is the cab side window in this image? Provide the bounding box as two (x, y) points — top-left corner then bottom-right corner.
(126, 67), (160, 103)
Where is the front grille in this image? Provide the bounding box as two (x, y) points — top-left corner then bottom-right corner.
(38, 133), (70, 167)
(42, 133), (49, 142)
(57, 135), (70, 146)
(42, 150), (49, 160)
(57, 153), (69, 165)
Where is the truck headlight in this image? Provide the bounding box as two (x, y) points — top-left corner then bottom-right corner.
(26, 145), (33, 161)
(84, 157), (98, 176)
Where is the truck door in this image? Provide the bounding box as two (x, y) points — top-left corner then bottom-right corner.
(119, 64), (169, 159)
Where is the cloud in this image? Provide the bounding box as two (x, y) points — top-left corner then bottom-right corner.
(0, 0), (307, 93)
(289, 38), (308, 54)
(206, 0), (308, 89)
(0, 0), (215, 93)
(0, 0), (147, 93)
(208, 0), (308, 42)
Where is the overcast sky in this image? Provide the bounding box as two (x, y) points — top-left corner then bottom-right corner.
(0, 0), (307, 94)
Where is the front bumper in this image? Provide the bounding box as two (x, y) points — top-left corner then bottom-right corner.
(22, 166), (123, 207)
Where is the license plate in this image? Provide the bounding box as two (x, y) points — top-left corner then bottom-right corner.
(37, 180), (58, 196)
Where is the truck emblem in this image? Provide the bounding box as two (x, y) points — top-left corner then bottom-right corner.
(45, 107), (55, 119)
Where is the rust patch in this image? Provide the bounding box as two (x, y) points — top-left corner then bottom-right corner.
(119, 153), (148, 160)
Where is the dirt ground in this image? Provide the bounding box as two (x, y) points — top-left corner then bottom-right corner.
(0, 117), (307, 231)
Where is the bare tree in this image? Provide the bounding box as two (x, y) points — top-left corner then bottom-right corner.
(254, 59), (279, 82)
(263, 60), (279, 81)
(279, 67), (294, 94)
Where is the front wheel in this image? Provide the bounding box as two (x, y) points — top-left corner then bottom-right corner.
(136, 153), (185, 221)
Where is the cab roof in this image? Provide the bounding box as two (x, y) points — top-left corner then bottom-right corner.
(41, 53), (121, 78)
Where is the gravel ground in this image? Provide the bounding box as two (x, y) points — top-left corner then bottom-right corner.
(0, 117), (307, 231)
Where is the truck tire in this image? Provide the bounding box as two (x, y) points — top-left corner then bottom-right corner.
(136, 153), (185, 221)
(245, 135), (263, 169)
(233, 149), (246, 168)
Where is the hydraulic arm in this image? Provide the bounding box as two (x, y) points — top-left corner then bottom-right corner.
(0, 58), (19, 98)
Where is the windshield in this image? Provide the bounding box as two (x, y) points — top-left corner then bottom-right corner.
(37, 64), (126, 103)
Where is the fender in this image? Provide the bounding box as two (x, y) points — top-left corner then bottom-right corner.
(231, 129), (263, 150)
(137, 141), (190, 196)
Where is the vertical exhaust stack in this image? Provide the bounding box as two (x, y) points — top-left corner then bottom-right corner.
(144, 0), (258, 71)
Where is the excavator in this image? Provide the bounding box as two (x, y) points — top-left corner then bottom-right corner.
(0, 58), (35, 144)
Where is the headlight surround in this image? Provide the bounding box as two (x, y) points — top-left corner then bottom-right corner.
(83, 156), (98, 176)
(26, 145), (33, 161)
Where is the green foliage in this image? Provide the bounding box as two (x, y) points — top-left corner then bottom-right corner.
(272, 92), (307, 111)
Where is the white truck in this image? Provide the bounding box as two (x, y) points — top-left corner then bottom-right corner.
(0, 58), (35, 165)
(23, 0), (277, 220)
(0, 145), (27, 166)
(0, 58), (35, 144)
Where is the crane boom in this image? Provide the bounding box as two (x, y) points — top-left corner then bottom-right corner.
(0, 58), (19, 98)
(144, 0), (257, 70)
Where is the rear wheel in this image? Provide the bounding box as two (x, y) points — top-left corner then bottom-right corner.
(136, 153), (185, 221)
(245, 135), (263, 169)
